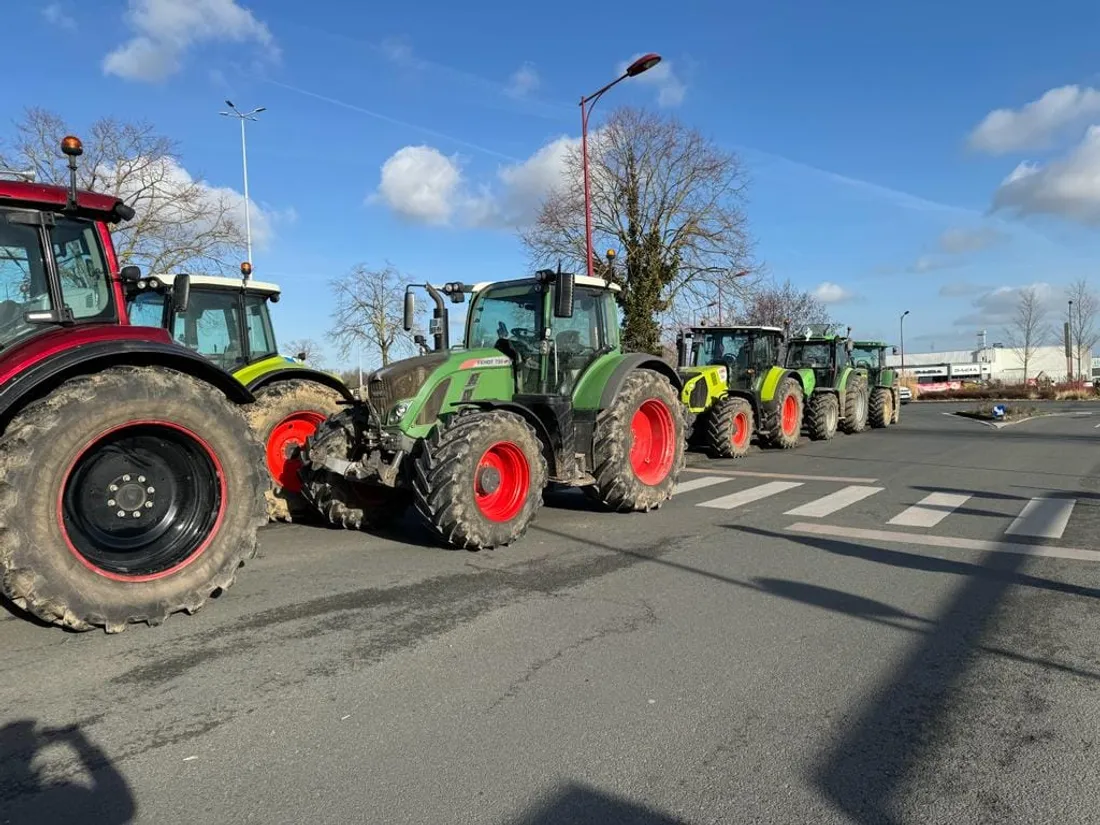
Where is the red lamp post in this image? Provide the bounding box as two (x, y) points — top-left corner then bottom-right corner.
(579, 53), (662, 278)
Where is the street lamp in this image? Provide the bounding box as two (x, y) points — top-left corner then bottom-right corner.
(1068, 299), (1075, 382)
(899, 310), (910, 377)
(219, 100), (266, 274)
(579, 53), (661, 278)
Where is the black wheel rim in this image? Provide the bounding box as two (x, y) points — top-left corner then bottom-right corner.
(61, 423), (222, 577)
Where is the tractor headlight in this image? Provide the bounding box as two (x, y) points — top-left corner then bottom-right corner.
(390, 401), (411, 423)
(716, 366), (728, 382)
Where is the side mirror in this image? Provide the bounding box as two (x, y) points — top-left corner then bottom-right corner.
(892, 346), (898, 355)
(296, 351), (307, 361)
(845, 339), (854, 353)
(403, 290), (415, 332)
(554, 269), (575, 318)
(172, 273), (190, 313)
(120, 265), (141, 285)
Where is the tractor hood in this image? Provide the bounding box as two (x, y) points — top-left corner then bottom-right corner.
(366, 351), (450, 418)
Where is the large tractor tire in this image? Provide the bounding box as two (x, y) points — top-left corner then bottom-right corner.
(586, 369), (686, 512)
(761, 377), (803, 449)
(892, 389), (901, 424)
(246, 380), (346, 522)
(869, 387), (893, 429)
(704, 396), (754, 459)
(0, 366), (266, 633)
(412, 410), (548, 549)
(839, 375), (869, 434)
(298, 408), (411, 531)
(807, 392), (839, 441)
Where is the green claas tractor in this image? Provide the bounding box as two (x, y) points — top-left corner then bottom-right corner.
(674, 325), (804, 457)
(126, 263), (352, 521)
(298, 268), (687, 549)
(783, 324), (869, 441)
(851, 340), (901, 427)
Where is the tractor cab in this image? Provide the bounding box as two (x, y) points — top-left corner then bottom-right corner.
(677, 325), (786, 390)
(125, 263), (287, 374)
(784, 324), (854, 384)
(850, 340), (896, 383)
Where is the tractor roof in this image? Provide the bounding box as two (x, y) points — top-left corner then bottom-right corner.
(154, 274), (281, 296)
(470, 274), (622, 293)
(689, 325), (784, 335)
(0, 180), (133, 224)
(853, 340), (888, 348)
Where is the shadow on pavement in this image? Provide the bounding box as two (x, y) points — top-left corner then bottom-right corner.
(506, 781), (687, 824)
(0, 720), (136, 825)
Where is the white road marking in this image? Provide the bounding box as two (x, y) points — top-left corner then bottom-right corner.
(887, 492), (971, 528)
(698, 481), (803, 510)
(681, 466), (877, 484)
(784, 485), (884, 518)
(673, 475), (732, 495)
(786, 522), (1100, 562)
(1005, 497), (1076, 539)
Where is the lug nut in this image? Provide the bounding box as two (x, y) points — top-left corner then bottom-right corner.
(132, 511), (141, 518)
(107, 499), (116, 507)
(144, 501), (153, 509)
(147, 487), (155, 494)
(138, 476), (146, 483)
(116, 510), (126, 518)
(123, 475), (131, 482)
(109, 484), (118, 492)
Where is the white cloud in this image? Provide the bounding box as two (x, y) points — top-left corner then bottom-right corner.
(505, 62), (540, 98)
(616, 54), (686, 108)
(374, 146), (466, 225)
(938, 226), (1004, 254)
(968, 85), (1100, 154)
(953, 282), (1054, 327)
(42, 2), (76, 30)
(812, 282), (857, 304)
(103, 0), (275, 82)
(991, 126), (1100, 226)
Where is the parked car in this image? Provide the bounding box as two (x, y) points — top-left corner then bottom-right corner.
(899, 386), (912, 404)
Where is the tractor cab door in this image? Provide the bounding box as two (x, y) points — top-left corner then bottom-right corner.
(547, 285), (615, 397)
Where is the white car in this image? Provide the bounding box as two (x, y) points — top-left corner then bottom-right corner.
(898, 386), (912, 404)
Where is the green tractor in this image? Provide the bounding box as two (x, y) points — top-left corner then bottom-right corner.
(298, 268), (687, 549)
(783, 324), (870, 441)
(125, 263), (353, 521)
(674, 325), (804, 457)
(851, 340), (901, 427)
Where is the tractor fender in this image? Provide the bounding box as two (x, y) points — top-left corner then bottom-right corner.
(598, 354), (682, 410)
(453, 400), (559, 476)
(245, 366), (354, 402)
(0, 340), (254, 426)
(725, 388), (762, 421)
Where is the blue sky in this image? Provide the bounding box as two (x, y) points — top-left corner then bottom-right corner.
(10, 0), (1100, 366)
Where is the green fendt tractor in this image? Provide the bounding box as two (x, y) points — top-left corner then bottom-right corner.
(783, 324), (869, 441)
(674, 325), (804, 457)
(298, 268), (687, 549)
(851, 340), (901, 427)
(126, 263), (352, 521)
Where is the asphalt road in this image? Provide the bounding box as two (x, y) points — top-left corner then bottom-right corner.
(4, 400), (1100, 825)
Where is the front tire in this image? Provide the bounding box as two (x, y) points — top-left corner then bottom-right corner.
(869, 387), (893, 429)
(246, 380), (346, 522)
(0, 367), (266, 633)
(412, 410), (548, 549)
(762, 377), (803, 449)
(839, 375), (869, 434)
(807, 393), (839, 441)
(704, 396), (754, 458)
(587, 369), (686, 512)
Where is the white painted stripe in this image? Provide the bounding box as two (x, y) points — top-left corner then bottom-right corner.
(887, 492), (971, 528)
(1005, 497), (1076, 539)
(681, 466), (877, 484)
(786, 522), (1100, 563)
(784, 485), (884, 518)
(673, 475), (731, 495)
(698, 481), (803, 510)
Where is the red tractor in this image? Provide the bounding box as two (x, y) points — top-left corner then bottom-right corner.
(0, 136), (266, 632)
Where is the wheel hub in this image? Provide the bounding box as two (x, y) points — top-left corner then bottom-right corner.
(477, 466), (502, 495)
(106, 473), (156, 519)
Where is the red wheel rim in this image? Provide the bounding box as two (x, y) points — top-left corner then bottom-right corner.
(474, 441), (531, 522)
(266, 411), (327, 493)
(733, 411), (749, 447)
(630, 399), (676, 485)
(781, 395), (798, 435)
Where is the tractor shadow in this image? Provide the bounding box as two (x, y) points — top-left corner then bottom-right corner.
(506, 781), (687, 824)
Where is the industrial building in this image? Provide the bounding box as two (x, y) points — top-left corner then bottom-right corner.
(885, 343), (1090, 390)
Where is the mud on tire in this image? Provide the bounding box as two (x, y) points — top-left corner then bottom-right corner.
(761, 377), (803, 450)
(246, 380), (346, 522)
(704, 395), (753, 459)
(807, 392), (839, 441)
(839, 374), (869, 434)
(586, 369), (686, 512)
(412, 410), (548, 549)
(0, 366), (266, 633)
(869, 387), (893, 429)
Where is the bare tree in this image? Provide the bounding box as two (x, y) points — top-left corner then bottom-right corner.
(284, 338), (325, 367)
(0, 107), (249, 275)
(328, 263), (415, 369)
(1066, 278), (1099, 382)
(522, 106), (756, 354)
(1003, 286), (1049, 382)
(737, 278), (830, 332)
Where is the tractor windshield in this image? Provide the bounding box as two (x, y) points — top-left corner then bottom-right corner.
(787, 341), (833, 369)
(466, 285), (540, 352)
(0, 209), (114, 349)
(698, 331), (752, 369)
(850, 346), (884, 370)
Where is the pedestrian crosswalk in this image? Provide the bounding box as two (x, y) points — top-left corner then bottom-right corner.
(672, 473), (1092, 547)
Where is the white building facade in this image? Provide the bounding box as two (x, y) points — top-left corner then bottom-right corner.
(885, 344), (1087, 389)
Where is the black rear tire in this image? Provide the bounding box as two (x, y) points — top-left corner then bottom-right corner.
(807, 393), (839, 441)
(839, 375), (869, 434)
(0, 367), (266, 633)
(761, 377), (803, 449)
(869, 387), (892, 428)
(586, 369), (686, 512)
(704, 396), (754, 458)
(412, 410), (547, 549)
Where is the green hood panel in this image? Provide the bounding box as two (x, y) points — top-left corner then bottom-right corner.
(233, 354), (342, 386)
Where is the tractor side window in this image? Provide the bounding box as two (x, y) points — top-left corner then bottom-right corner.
(172, 291), (241, 371)
(551, 286), (602, 394)
(244, 294), (278, 361)
(754, 335), (777, 367)
(0, 214), (49, 347)
(129, 291), (166, 328)
(51, 218), (112, 321)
